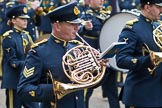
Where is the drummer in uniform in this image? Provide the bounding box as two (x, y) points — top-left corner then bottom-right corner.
(78, 0), (120, 108)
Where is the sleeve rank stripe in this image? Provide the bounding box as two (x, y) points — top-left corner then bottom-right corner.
(23, 66), (35, 78)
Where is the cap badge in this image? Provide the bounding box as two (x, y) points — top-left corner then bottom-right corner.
(73, 6), (80, 15)
(23, 7), (28, 14)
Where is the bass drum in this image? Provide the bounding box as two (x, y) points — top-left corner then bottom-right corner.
(99, 12), (139, 72)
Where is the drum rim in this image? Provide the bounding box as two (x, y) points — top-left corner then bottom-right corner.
(99, 11), (138, 51)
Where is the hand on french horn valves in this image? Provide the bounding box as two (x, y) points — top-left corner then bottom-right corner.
(99, 58), (109, 66)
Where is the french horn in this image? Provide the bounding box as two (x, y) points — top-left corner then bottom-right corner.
(49, 33), (106, 103)
(143, 24), (162, 74)
(153, 23), (162, 50)
(143, 43), (162, 75)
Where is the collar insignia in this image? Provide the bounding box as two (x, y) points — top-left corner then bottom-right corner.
(6, 48), (10, 52)
(131, 58), (137, 64)
(123, 38), (129, 42)
(29, 91), (35, 97)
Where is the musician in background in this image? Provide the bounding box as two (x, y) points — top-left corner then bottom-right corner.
(77, 0), (90, 18)
(78, 0), (120, 108)
(0, 0), (42, 42)
(118, 0), (140, 11)
(37, 0), (57, 41)
(116, 0), (162, 108)
(37, 0), (76, 40)
(104, 0), (119, 15)
(1, 4), (39, 108)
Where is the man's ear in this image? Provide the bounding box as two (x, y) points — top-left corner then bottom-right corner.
(144, 4), (152, 12)
(54, 23), (61, 32)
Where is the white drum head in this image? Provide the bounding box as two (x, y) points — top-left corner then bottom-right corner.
(99, 12), (138, 72)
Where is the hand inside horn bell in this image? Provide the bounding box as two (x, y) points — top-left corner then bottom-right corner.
(150, 51), (162, 66)
(148, 51), (162, 75)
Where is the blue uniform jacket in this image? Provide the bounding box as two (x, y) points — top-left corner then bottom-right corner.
(17, 35), (85, 108)
(116, 14), (162, 107)
(1, 28), (33, 89)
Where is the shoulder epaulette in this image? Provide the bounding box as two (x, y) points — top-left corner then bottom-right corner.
(69, 40), (83, 45)
(86, 9), (93, 15)
(31, 39), (48, 48)
(6, 2), (15, 8)
(103, 5), (112, 13)
(126, 18), (139, 26)
(125, 18), (139, 29)
(2, 30), (13, 38)
(100, 10), (111, 14)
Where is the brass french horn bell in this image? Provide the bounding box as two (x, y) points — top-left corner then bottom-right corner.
(143, 43), (162, 75)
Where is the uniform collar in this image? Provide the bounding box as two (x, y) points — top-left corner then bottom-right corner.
(51, 34), (68, 47)
(13, 27), (23, 33)
(140, 14), (153, 24)
(89, 7), (100, 13)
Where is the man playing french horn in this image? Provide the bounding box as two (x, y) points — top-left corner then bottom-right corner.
(116, 0), (162, 108)
(17, 1), (109, 108)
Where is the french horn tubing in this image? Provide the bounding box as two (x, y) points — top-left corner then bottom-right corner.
(143, 24), (162, 74)
(153, 23), (162, 50)
(50, 33), (106, 101)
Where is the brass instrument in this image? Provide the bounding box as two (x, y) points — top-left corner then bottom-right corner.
(28, 0), (55, 16)
(60, 0), (72, 5)
(49, 33), (106, 103)
(144, 24), (162, 74)
(143, 43), (162, 75)
(153, 23), (162, 50)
